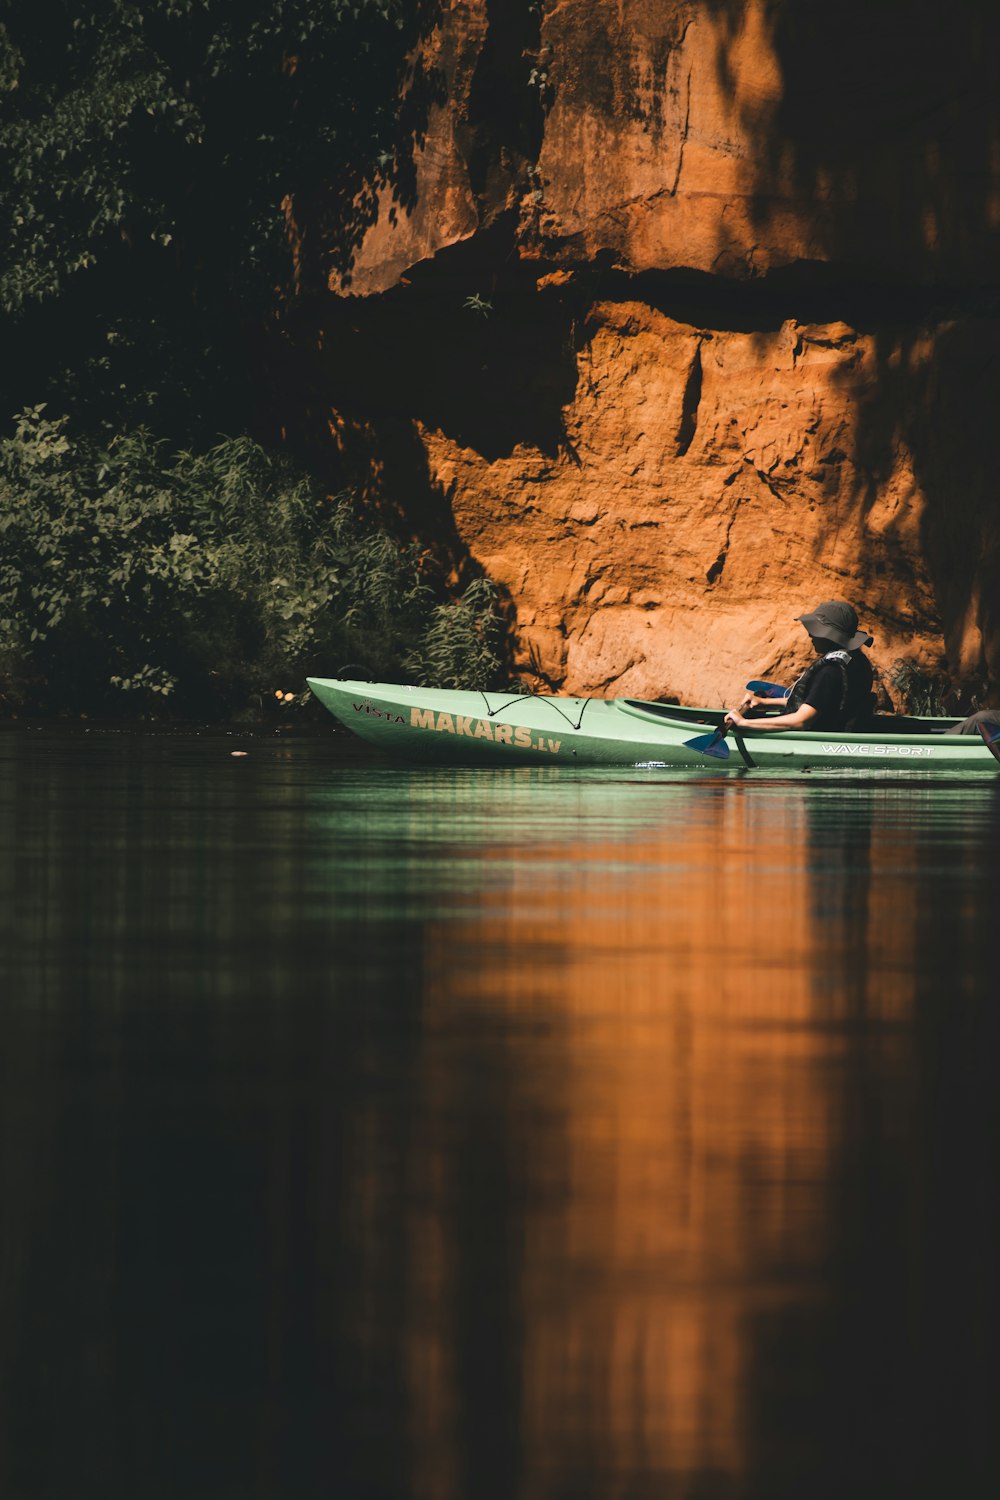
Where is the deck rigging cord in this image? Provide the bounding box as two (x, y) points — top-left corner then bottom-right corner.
(475, 692), (593, 733)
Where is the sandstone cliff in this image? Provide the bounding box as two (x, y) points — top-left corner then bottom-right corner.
(286, 0), (1000, 704)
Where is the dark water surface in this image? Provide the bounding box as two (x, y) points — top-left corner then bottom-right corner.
(2, 728), (999, 1500)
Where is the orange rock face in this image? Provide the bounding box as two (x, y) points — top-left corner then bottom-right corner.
(529, 0), (1000, 286)
(295, 0), (1000, 702)
(420, 303), (942, 702)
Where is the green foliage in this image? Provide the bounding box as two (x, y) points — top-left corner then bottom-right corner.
(888, 657), (950, 716)
(463, 292), (493, 318)
(0, 409), (504, 717)
(0, 0), (422, 312)
(406, 577), (503, 690)
(0, 1), (503, 720)
(0, 0), (441, 438)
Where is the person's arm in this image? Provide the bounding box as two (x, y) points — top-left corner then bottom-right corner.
(726, 702), (818, 731)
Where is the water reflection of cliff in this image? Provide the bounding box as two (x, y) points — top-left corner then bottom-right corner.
(379, 776), (1000, 1500)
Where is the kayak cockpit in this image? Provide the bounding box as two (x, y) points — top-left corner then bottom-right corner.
(620, 699), (959, 737)
(620, 699), (724, 727)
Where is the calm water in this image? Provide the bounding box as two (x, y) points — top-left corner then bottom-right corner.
(2, 728), (999, 1500)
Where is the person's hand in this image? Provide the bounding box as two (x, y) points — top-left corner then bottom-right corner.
(725, 708), (747, 728)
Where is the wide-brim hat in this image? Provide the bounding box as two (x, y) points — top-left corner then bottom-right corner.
(796, 600), (873, 652)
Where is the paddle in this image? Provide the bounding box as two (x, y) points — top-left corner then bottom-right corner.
(684, 678), (780, 766)
(685, 723), (730, 759)
(978, 720), (1000, 766)
(684, 720), (757, 769)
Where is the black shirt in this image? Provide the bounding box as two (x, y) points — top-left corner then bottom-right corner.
(801, 652), (874, 731)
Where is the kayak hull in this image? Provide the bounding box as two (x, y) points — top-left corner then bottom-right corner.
(306, 679), (996, 772)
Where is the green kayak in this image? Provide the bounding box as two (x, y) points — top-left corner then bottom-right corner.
(306, 678), (998, 772)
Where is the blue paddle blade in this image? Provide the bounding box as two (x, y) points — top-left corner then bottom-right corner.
(746, 679), (789, 699)
(684, 728), (730, 759)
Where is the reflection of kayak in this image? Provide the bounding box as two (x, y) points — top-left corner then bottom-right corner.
(306, 678), (998, 772)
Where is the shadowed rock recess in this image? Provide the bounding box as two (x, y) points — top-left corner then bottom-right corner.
(285, 0), (1000, 704)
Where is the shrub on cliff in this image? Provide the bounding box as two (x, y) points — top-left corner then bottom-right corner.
(0, 409), (503, 718)
(405, 577), (504, 693)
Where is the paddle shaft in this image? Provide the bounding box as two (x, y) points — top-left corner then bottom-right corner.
(730, 725), (757, 769)
(697, 721), (756, 769)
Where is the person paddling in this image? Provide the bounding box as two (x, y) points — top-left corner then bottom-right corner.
(726, 601), (875, 735)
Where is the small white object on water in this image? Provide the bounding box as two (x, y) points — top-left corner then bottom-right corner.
(230, 751), (248, 757)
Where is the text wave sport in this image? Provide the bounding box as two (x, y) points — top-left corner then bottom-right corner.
(306, 679), (999, 773)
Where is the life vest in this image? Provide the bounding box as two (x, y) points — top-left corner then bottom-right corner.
(786, 650), (850, 718)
